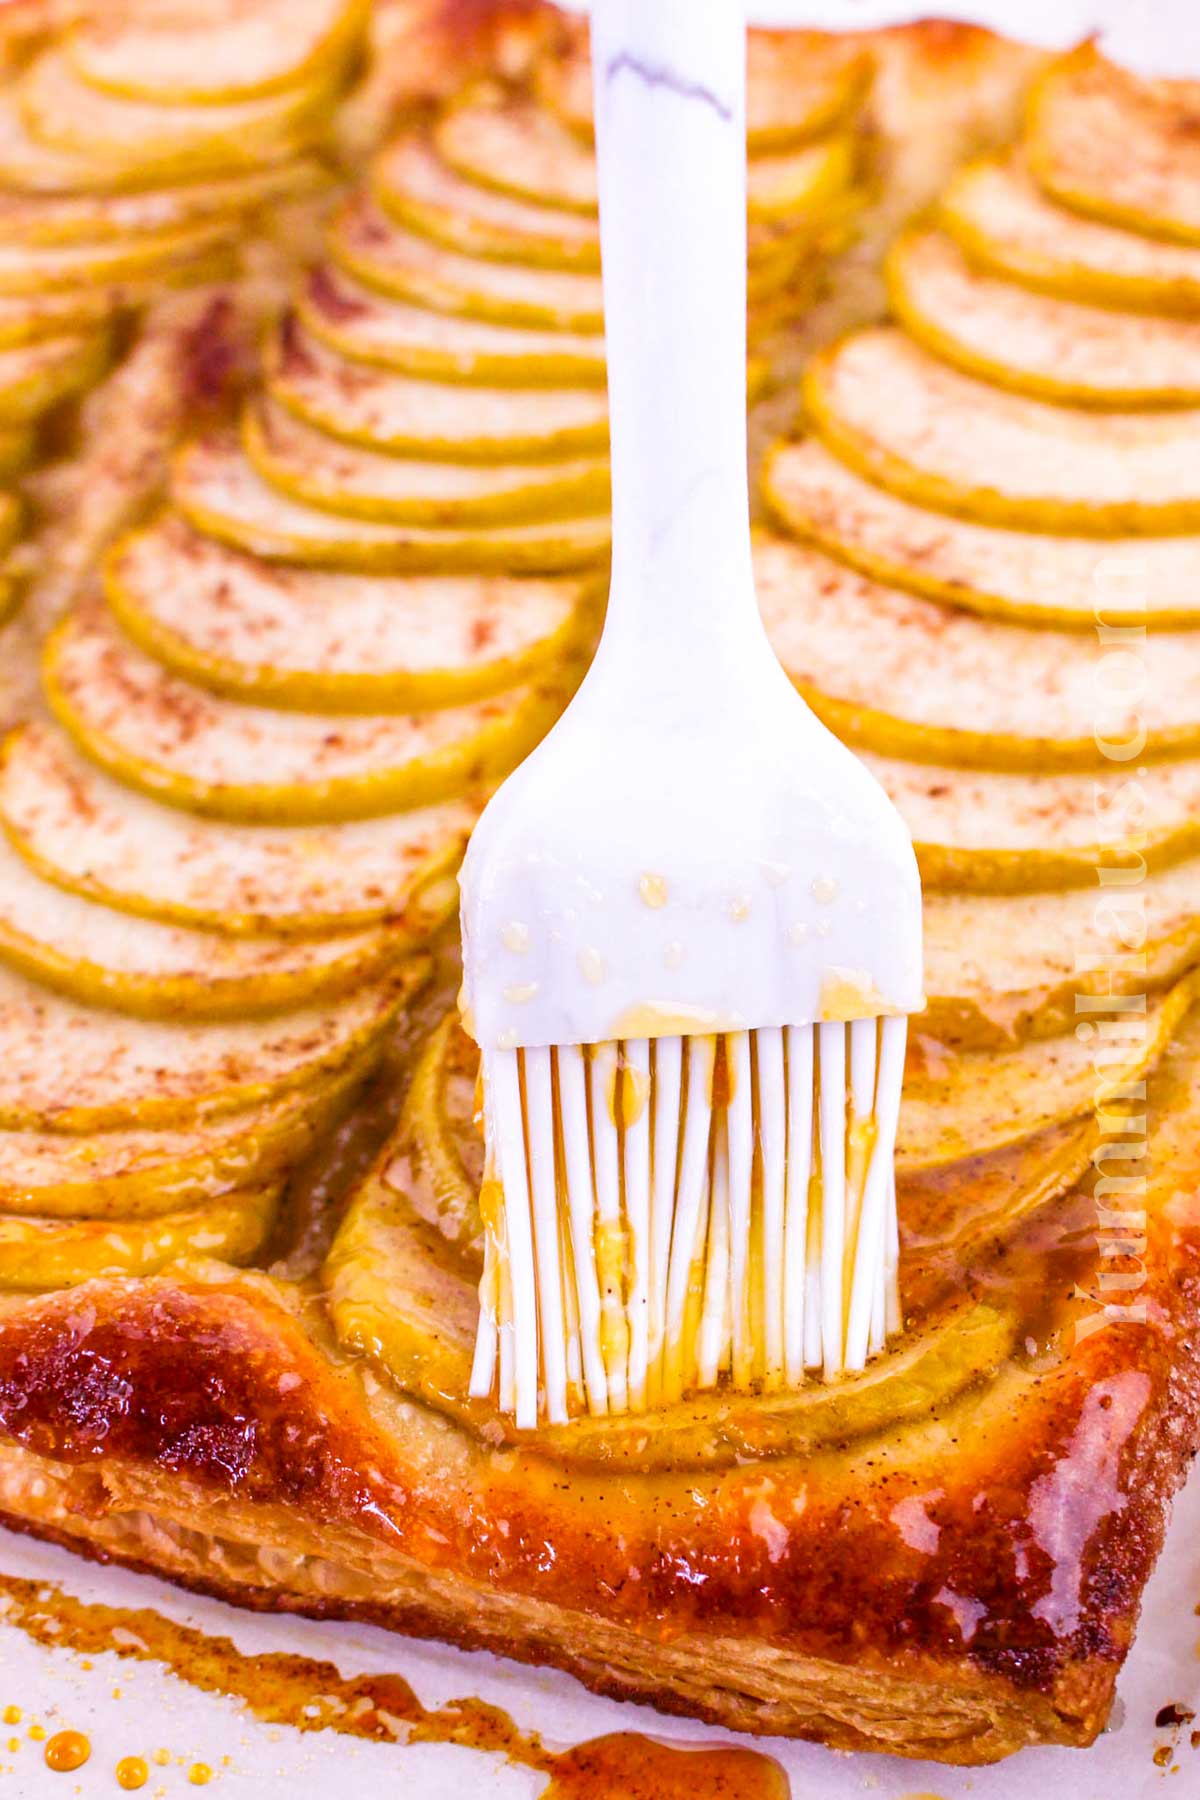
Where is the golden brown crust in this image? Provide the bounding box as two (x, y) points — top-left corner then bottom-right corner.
(0, 1201), (1197, 1764)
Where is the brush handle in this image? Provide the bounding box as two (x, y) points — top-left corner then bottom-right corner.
(590, 0), (759, 674)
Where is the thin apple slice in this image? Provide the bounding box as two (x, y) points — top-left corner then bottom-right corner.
(888, 227), (1200, 407)
(755, 533), (1200, 768)
(763, 437), (1200, 628)
(372, 131), (602, 271)
(0, 1183), (280, 1290)
(268, 319), (609, 459)
(0, 956), (419, 1131)
(296, 263), (607, 387)
(329, 194), (605, 332)
(65, 0), (365, 107)
(243, 398), (610, 528)
(0, 1067), (359, 1218)
(0, 328), (109, 422)
(0, 722), (475, 936)
(105, 509), (594, 709)
(923, 862), (1200, 1047)
(1026, 50), (1200, 246)
(0, 157), (326, 246)
(864, 751), (1200, 892)
(534, 21), (870, 153)
(900, 975), (1193, 1170)
(806, 326), (1200, 533)
(0, 214), (233, 294)
(940, 153), (1200, 314)
(0, 830), (403, 1020)
(172, 430), (611, 575)
(44, 602), (572, 824)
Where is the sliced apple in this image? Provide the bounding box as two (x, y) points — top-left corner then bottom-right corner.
(44, 602), (573, 824)
(0, 829), (406, 1020)
(0, 722), (476, 936)
(534, 21), (870, 153)
(940, 153), (1200, 315)
(242, 398), (610, 529)
(0, 1185), (282, 1290)
(296, 263), (607, 388)
(755, 533), (1200, 768)
(0, 328), (109, 423)
(923, 863), (1200, 1047)
(172, 430), (611, 575)
(900, 974), (1193, 1170)
(268, 319), (610, 460)
(65, 0), (366, 108)
(434, 90), (858, 226)
(329, 194), (605, 332)
(888, 227), (1200, 408)
(20, 49), (337, 176)
(806, 326), (1200, 534)
(763, 437), (1200, 629)
(863, 751), (1200, 892)
(105, 509), (595, 710)
(0, 157), (326, 246)
(373, 131), (602, 271)
(0, 213), (233, 294)
(1026, 49), (1200, 247)
(0, 956), (419, 1131)
(0, 1067), (361, 1218)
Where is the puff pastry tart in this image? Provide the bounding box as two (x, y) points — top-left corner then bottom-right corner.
(0, 4), (1197, 1771)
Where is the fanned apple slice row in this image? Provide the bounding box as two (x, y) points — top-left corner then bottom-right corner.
(888, 228), (1200, 407)
(44, 603), (570, 825)
(65, 0), (366, 107)
(0, 956), (420, 1131)
(0, 1182), (282, 1290)
(0, 1066), (361, 1218)
(898, 975), (1193, 1172)
(172, 431), (610, 575)
(434, 91), (858, 225)
(329, 195), (606, 332)
(756, 533), (1200, 768)
(805, 327), (1200, 534)
(940, 154), (1200, 314)
(534, 22), (870, 152)
(0, 723), (476, 936)
(0, 214), (234, 294)
(0, 831), (403, 1021)
(865, 750), (1200, 891)
(0, 328), (109, 423)
(21, 50), (338, 176)
(922, 858), (1200, 1049)
(243, 399), (610, 529)
(762, 438), (1200, 628)
(1026, 50), (1200, 247)
(105, 511), (595, 710)
(296, 265), (607, 387)
(0, 157), (327, 247)
(268, 322), (609, 460)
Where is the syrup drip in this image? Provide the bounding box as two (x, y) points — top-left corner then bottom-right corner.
(44, 1728), (90, 1772)
(0, 1573), (788, 1799)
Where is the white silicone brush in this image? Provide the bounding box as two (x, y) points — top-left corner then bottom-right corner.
(459, 0), (923, 1430)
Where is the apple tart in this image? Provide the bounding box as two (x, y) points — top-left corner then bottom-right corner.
(0, 10), (1198, 1774)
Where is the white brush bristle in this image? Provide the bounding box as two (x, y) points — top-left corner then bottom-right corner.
(469, 1014), (907, 1429)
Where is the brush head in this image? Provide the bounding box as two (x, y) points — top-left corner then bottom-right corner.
(458, 640), (924, 1055)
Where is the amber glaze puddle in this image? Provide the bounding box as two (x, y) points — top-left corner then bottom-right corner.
(0, 1573), (788, 1798)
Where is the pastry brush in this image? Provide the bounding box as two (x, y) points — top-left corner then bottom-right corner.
(459, 0), (923, 1429)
